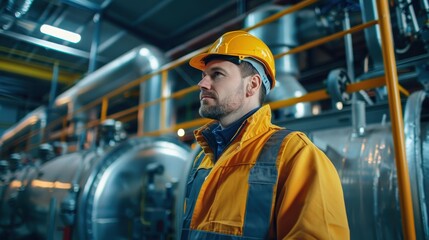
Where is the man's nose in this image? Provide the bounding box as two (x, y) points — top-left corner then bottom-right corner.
(198, 75), (211, 89)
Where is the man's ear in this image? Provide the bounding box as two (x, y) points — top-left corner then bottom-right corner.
(246, 74), (262, 97)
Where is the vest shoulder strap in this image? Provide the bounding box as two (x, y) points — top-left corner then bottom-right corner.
(243, 129), (293, 238)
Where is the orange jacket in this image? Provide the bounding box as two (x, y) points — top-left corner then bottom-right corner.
(182, 105), (349, 239)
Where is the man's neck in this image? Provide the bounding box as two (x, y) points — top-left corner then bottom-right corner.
(219, 103), (260, 128)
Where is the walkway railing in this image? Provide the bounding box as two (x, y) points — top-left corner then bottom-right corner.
(4, 1), (416, 238)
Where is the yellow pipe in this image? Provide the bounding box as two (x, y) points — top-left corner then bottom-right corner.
(171, 86), (199, 99)
(137, 105), (144, 136)
(398, 84), (410, 96)
(100, 97), (109, 122)
(0, 58), (79, 84)
(86, 119), (101, 128)
(142, 118), (211, 137)
(377, 1), (416, 239)
(0, 46), (81, 70)
(269, 89), (329, 110)
(116, 114), (138, 124)
(270, 77), (385, 110)
(346, 76), (385, 92)
(108, 106), (139, 120)
(161, 70), (168, 130)
(275, 20), (378, 58)
(70, 73), (156, 118)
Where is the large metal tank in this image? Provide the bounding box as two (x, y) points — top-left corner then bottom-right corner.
(312, 123), (403, 239)
(310, 91), (429, 239)
(0, 155), (40, 239)
(6, 136), (191, 240)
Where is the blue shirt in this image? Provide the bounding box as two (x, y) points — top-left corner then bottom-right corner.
(202, 107), (259, 160)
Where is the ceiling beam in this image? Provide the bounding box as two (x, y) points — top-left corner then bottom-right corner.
(0, 29), (98, 59)
(59, 0), (103, 12)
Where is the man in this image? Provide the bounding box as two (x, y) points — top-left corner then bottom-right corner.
(181, 30), (349, 239)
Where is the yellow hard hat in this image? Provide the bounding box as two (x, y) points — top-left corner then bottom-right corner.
(189, 30), (276, 90)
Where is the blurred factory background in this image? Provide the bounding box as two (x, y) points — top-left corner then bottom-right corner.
(0, 0), (428, 239)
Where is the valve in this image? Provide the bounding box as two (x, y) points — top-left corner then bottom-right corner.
(326, 68), (352, 105)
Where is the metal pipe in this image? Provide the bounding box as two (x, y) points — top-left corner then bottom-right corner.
(47, 197), (57, 240)
(48, 62), (60, 111)
(423, 0), (429, 19)
(376, 1), (416, 239)
(161, 70), (168, 130)
(88, 13), (102, 73)
(243, 0), (318, 32)
(343, 10), (355, 82)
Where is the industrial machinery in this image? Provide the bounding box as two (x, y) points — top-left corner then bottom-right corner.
(0, 1), (428, 239)
(0, 119), (192, 240)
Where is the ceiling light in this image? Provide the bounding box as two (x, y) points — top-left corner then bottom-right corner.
(40, 24), (81, 43)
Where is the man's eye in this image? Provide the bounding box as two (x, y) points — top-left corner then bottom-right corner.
(211, 72), (223, 79)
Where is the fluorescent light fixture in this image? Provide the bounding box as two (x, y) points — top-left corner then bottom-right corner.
(40, 24), (81, 43)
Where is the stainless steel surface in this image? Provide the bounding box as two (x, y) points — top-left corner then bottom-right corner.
(139, 50), (173, 132)
(0, 106), (46, 153)
(351, 100), (366, 137)
(360, 0), (384, 69)
(1, 137), (191, 240)
(0, 163), (38, 231)
(55, 44), (166, 108)
(54, 44), (166, 137)
(311, 109), (429, 240)
(404, 90), (428, 239)
(312, 124), (403, 240)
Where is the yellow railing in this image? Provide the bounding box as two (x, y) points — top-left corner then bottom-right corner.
(3, 1), (416, 238)
(376, 0), (415, 239)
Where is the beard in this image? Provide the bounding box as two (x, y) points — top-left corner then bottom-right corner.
(199, 81), (245, 120)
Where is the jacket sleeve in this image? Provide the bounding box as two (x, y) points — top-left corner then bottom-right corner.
(274, 132), (350, 240)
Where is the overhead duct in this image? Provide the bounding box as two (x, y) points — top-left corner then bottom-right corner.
(55, 44), (168, 136)
(6, 0), (34, 18)
(359, 0), (384, 69)
(245, 5), (311, 119)
(140, 72), (175, 133)
(0, 0), (34, 30)
(0, 106), (46, 155)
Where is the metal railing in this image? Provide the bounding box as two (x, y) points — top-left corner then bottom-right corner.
(3, 1), (416, 239)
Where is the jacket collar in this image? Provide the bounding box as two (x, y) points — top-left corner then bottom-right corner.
(194, 104), (275, 156)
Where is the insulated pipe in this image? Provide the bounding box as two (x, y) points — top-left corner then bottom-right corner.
(0, 106), (46, 150)
(54, 45), (166, 136)
(88, 13), (102, 73)
(376, 1), (416, 239)
(6, 0), (34, 18)
(55, 45), (165, 108)
(360, 0), (384, 69)
(245, 5), (311, 119)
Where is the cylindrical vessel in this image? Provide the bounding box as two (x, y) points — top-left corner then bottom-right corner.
(9, 137), (191, 240)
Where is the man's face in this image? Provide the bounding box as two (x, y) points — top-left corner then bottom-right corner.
(198, 60), (246, 120)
